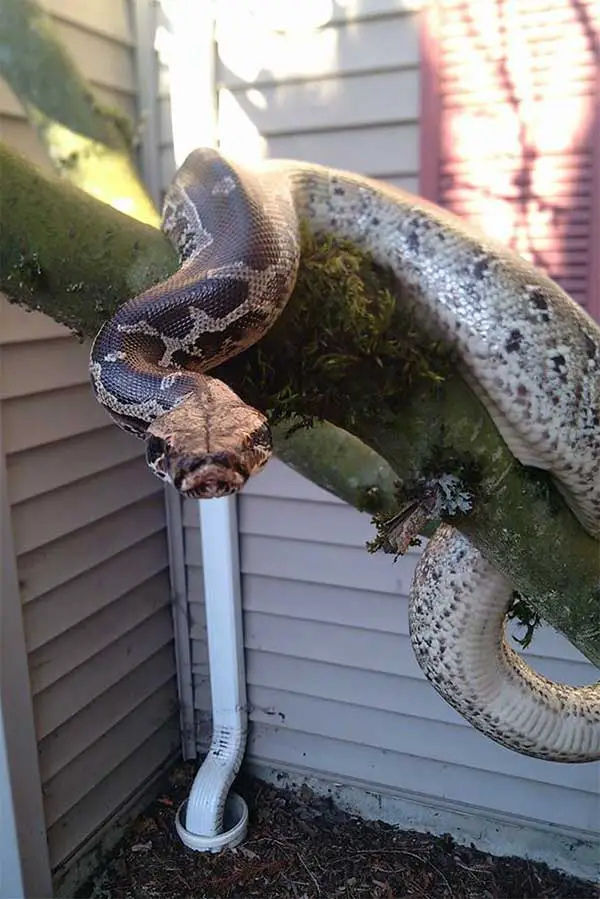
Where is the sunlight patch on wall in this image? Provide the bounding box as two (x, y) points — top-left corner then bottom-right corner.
(215, 0), (338, 85)
(156, 0), (217, 166)
(242, 0), (334, 29)
(440, 3), (595, 261)
(336, 0), (425, 14)
(217, 88), (267, 163)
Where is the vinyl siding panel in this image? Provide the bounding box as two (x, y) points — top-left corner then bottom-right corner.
(46, 719), (179, 867)
(6, 426), (148, 505)
(247, 726), (598, 832)
(215, 3), (422, 185)
(12, 460), (162, 557)
(16, 495), (166, 602)
(215, 13), (421, 88)
(34, 609), (175, 742)
(23, 542), (168, 655)
(41, 0), (134, 45)
(215, 69), (420, 136)
(155, 0), (424, 193)
(37, 646), (176, 783)
(2, 382), (111, 454)
(0, 0), (179, 878)
(154, 0), (175, 196)
(43, 683), (177, 828)
(28, 574), (170, 693)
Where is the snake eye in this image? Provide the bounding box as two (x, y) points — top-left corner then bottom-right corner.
(248, 422), (272, 449)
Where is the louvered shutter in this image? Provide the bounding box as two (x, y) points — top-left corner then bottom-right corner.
(421, 0), (599, 319)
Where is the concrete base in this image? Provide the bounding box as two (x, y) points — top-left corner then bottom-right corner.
(247, 761), (600, 884)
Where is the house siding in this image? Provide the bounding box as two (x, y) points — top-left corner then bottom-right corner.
(0, 0), (179, 881)
(214, 0), (423, 189)
(168, 0), (600, 848)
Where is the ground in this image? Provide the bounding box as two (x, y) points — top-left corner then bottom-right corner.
(83, 762), (598, 899)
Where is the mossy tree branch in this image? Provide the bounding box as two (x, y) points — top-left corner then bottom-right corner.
(0, 0), (158, 224)
(1, 143), (598, 668)
(0, 142), (175, 334)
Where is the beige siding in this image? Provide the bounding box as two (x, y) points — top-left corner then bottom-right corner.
(154, 0), (175, 197)
(0, 0), (179, 880)
(214, 0), (422, 187)
(155, 0), (423, 196)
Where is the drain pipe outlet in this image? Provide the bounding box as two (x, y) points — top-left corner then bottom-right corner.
(175, 495), (249, 852)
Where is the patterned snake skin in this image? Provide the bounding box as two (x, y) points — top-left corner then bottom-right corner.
(90, 148), (600, 762)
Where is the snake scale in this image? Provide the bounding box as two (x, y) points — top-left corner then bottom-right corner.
(90, 147), (600, 762)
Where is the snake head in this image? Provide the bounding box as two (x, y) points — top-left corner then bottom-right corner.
(144, 377), (272, 499)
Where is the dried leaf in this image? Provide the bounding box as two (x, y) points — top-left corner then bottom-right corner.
(130, 841), (152, 853)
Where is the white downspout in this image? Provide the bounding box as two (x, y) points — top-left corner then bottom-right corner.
(175, 497), (249, 850)
(153, 0), (250, 851)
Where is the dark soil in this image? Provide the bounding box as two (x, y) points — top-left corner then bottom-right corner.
(84, 762), (598, 899)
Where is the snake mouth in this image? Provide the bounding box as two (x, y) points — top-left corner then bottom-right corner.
(179, 460), (248, 499)
(144, 413), (270, 498)
(171, 451), (250, 499)
(145, 434), (253, 498)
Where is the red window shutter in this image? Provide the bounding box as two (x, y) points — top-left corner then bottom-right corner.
(420, 0), (599, 320)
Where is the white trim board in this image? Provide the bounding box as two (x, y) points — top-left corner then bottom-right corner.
(0, 368), (53, 898)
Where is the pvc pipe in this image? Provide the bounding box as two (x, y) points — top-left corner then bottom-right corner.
(175, 495), (249, 852)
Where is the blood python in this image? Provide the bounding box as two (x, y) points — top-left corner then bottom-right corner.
(90, 147), (600, 762)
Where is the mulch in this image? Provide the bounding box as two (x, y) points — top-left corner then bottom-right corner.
(84, 761), (598, 899)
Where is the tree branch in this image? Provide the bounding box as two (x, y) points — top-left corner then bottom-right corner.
(0, 0), (158, 224)
(1, 143), (598, 667)
(0, 142), (175, 335)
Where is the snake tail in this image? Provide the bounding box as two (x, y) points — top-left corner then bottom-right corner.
(410, 525), (600, 761)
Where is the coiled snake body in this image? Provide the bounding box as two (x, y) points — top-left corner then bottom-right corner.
(90, 148), (600, 762)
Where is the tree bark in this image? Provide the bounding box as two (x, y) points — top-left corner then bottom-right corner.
(0, 0), (158, 225)
(1, 143), (598, 668)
